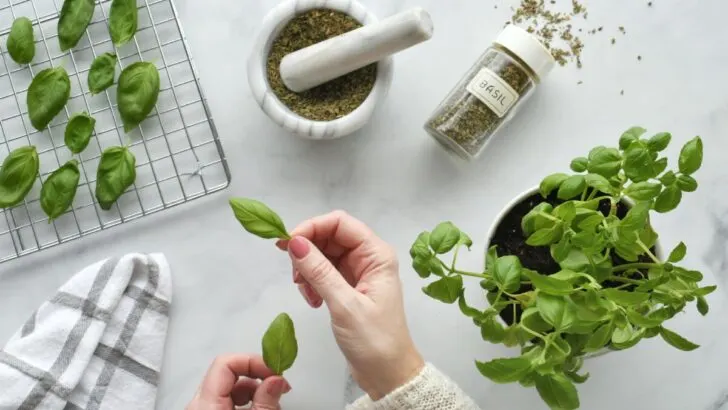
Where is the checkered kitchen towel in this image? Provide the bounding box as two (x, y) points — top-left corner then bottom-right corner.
(0, 253), (172, 409)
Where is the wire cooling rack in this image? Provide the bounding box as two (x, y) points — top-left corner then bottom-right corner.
(0, 0), (230, 264)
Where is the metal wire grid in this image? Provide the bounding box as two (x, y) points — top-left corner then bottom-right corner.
(0, 0), (230, 264)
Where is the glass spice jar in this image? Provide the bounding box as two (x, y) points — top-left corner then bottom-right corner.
(424, 26), (555, 161)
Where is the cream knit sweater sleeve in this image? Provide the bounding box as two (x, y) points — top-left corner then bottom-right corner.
(345, 363), (481, 410)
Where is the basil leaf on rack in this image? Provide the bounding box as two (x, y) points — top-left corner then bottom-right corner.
(41, 160), (80, 221)
(262, 313), (298, 375)
(57, 0), (96, 51)
(109, 0), (138, 46)
(88, 53), (118, 95)
(65, 112), (96, 154)
(117, 62), (160, 132)
(229, 198), (291, 240)
(0, 146), (39, 208)
(27, 67), (71, 131)
(95, 146), (136, 210)
(7, 17), (35, 64)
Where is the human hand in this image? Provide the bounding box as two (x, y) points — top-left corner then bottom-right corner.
(186, 354), (291, 410)
(277, 211), (424, 400)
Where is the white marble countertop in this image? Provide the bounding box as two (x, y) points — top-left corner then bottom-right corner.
(2, 0), (728, 409)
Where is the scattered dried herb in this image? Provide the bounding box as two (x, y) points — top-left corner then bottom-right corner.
(266, 9), (377, 121)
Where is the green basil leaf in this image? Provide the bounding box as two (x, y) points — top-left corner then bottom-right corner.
(117, 62), (160, 132)
(551, 236), (572, 262)
(521, 202), (554, 236)
(480, 314), (506, 343)
(7, 17), (35, 64)
(527, 224), (564, 247)
(27, 67), (71, 130)
(612, 326), (645, 350)
(626, 309), (663, 328)
(523, 270), (573, 296)
(620, 201), (651, 231)
(654, 185), (682, 213)
(88, 53), (117, 95)
(57, 0), (96, 51)
(678, 136), (703, 175)
(619, 126), (647, 150)
(485, 245), (498, 272)
(668, 242), (687, 263)
(429, 257), (444, 277)
(534, 373), (580, 410)
(623, 144), (654, 182)
(601, 289), (649, 306)
(577, 213), (604, 231)
(410, 231), (431, 259)
(659, 327), (699, 351)
(659, 171), (677, 186)
(676, 175), (698, 192)
(458, 290), (481, 319)
(537, 294), (577, 332)
(412, 255), (432, 278)
(697, 296), (709, 316)
(95, 146), (136, 210)
(262, 313), (298, 375)
(493, 255), (522, 293)
(557, 175), (586, 200)
(429, 222), (460, 254)
(521, 307), (553, 333)
(109, 0), (138, 46)
(0, 146), (39, 208)
(570, 157), (588, 173)
(653, 157), (668, 176)
(584, 322), (613, 352)
(458, 231), (473, 249)
(423, 275), (462, 304)
(692, 285), (717, 297)
(587, 146), (622, 178)
(40, 160), (80, 221)
(624, 181), (662, 202)
(553, 202), (576, 223)
(540, 173), (569, 198)
(229, 198), (290, 240)
(584, 173), (615, 195)
(566, 370), (590, 384)
(476, 357), (531, 383)
(64, 112), (96, 154)
(647, 132), (671, 152)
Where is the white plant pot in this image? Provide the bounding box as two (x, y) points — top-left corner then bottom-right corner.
(248, 0), (395, 140)
(483, 186), (665, 359)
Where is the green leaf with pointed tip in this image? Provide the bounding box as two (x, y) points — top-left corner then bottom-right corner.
(7, 17), (35, 64)
(521, 307), (553, 333)
(601, 289), (649, 306)
(527, 224), (564, 247)
(676, 175), (698, 192)
(624, 181), (662, 201)
(619, 126), (647, 150)
(458, 289), (481, 319)
(0, 146), (39, 208)
(476, 357), (531, 383)
(109, 0), (138, 46)
(28, 67), (71, 130)
(95, 146), (136, 210)
(668, 242), (687, 263)
(523, 270), (574, 296)
(117, 62), (160, 133)
(422, 275), (463, 304)
(540, 173), (569, 198)
(570, 157), (588, 172)
(534, 373), (580, 410)
(64, 112), (96, 154)
(229, 198), (290, 240)
(493, 256), (522, 293)
(88, 53), (117, 95)
(480, 313), (506, 343)
(558, 175), (586, 200)
(647, 132), (672, 152)
(58, 0), (96, 51)
(40, 160), (80, 221)
(588, 147), (622, 178)
(537, 294), (577, 332)
(429, 222), (461, 254)
(584, 173), (615, 195)
(654, 185), (682, 213)
(678, 136), (703, 175)
(262, 313), (298, 375)
(584, 322), (613, 352)
(659, 327), (699, 351)
(410, 232), (431, 259)
(659, 171), (677, 186)
(626, 309), (663, 328)
(697, 296), (709, 316)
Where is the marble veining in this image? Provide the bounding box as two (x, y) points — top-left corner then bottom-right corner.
(1, 0), (728, 409)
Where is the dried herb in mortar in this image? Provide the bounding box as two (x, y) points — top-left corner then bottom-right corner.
(266, 9), (377, 121)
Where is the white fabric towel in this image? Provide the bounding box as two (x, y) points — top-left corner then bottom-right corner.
(0, 253), (172, 410)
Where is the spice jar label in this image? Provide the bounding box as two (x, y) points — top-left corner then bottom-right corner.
(465, 68), (519, 118)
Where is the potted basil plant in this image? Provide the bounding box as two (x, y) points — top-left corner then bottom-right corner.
(410, 127), (713, 410)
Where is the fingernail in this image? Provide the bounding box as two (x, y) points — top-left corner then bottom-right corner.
(283, 381), (292, 393)
(298, 286), (315, 307)
(289, 237), (310, 259)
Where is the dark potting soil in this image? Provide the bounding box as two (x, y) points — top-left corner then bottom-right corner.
(491, 191), (654, 325)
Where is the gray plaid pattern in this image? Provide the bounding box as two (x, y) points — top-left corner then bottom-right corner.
(0, 254), (172, 410)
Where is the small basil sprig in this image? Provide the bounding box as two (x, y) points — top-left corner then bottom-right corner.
(65, 112), (96, 154)
(0, 146), (39, 208)
(229, 198), (291, 240)
(41, 160), (80, 221)
(7, 17), (35, 64)
(262, 313), (298, 375)
(57, 0), (96, 51)
(95, 146), (136, 210)
(410, 128), (711, 410)
(88, 53), (118, 95)
(109, 0), (138, 46)
(27, 67), (71, 130)
(117, 62), (160, 132)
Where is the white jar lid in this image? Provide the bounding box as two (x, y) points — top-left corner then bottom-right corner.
(494, 25), (555, 80)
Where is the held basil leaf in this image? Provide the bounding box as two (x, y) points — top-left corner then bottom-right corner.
(601, 289), (649, 306)
(534, 373), (580, 410)
(659, 327), (699, 351)
(95, 146), (136, 210)
(678, 136), (703, 175)
(57, 0), (96, 51)
(570, 157), (588, 173)
(536, 293), (577, 332)
(654, 185), (682, 213)
(0, 146), (39, 208)
(523, 270), (574, 296)
(646, 132), (672, 152)
(676, 175), (698, 192)
(40, 160), (80, 221)
(422, 275), (462, 304)
(493, 255), (522, 293)
(64, 112), (96, 154)
(117, 62), (160, 132)
(557, 175), (586, 200)
(587, 147), (622, 178)
(429, 221), (460, 254)
(619, 126), (647, 150)
(229, 198), (290, 240)
(624, 181), (662, 201)
(540, 173), (569, 198)
(668, 242), (687, 263)
(261, 313), (298, 375)
(109, 0), (138, 46)
(7, 17), (35, 64)
(27, 67), (71, 130)
(88, 53), (117, 95)
(475, 357), (531, 383)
